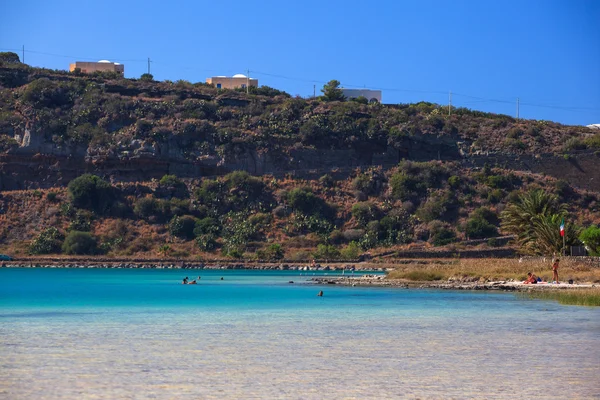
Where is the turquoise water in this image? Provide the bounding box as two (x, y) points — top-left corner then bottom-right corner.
(1, 268), (599, 399)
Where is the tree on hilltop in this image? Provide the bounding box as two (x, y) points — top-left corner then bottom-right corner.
(0, 52), (21, 65)
(321, 80), (345, 102)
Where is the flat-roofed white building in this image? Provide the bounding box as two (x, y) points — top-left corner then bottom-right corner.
(341, 88), (382, 103)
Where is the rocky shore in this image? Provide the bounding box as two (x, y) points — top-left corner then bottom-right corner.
(310, 276), (596, 292)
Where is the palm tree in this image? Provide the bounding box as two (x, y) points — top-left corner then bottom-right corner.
(500, 189), (566, 253)
(531, 214), (580, 255)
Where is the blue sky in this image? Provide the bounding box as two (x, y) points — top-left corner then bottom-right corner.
(1, 0), (599, 125)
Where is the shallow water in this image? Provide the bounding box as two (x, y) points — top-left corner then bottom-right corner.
(1, 268), (599, 399)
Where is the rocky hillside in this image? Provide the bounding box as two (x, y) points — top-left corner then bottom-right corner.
(1, 58), (599, 191)
(0, 55), (599, 260)
(0, 163), (598, 260)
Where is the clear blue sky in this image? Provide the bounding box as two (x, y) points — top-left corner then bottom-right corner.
(2, 0), (599, 125)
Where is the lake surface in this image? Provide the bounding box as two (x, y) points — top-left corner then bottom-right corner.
(1, 268), (599, 399)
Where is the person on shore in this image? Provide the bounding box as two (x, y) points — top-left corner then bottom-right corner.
(523, 272), (537, 284)
(552, 259), (560, 284)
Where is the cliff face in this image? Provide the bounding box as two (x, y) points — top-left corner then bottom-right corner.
(0, 65), (598, 191)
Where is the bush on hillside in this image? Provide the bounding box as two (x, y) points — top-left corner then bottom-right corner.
(168, 215), (197, 240)
(68, 174), (114, 214)
(428, 221), (456, 246)
(351, 201), (381, 227)
(287, 187), (335, 220)
(29, 227), (64, 254)
(313, 244), (340, 260)
(319, 174), (335, 188)
(62, 231), (99, 255)
(340, 241), (361, 259)
(256, 244), (285, 260)
(158, 174), (189, 199)
(465, 216), (498, 239)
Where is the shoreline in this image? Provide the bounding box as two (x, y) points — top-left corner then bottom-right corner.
(0, 261), (382, 271)
(310, 276), (597, 292)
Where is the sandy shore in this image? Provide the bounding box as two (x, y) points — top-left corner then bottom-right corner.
(310, 276), (597, 291)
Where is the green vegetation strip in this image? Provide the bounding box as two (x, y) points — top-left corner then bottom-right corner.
(524, 289), (600, 307)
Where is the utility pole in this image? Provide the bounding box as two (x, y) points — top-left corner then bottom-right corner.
(313, 84), (316, 98)
(246, 69), (250, 94)
(516, 97), (520, 120)
(22, 45), (25, 64)
(448, 90), (452, 116)
(147, 57), (151, 75)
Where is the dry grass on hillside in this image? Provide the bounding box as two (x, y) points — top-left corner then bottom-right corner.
(386, 258), (600, 283)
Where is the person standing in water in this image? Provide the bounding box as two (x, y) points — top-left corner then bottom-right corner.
(552, 259), (560, 283)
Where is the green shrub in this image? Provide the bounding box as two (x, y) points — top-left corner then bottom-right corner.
(140, 73), (154, 81)
(351, 174), (373, 194)
(471, 207), (499, 225)
(221, 211), (258, 256)
(68, 211), (92, 232)
(487, 189), (504, 204)
(584, 133), (600, 149)
(313, 244), (340, 260)
(390, 172), (423, 200)
(196, 234), (218, 251)
(287, 187), (335, 220)
(68, 174), (114, 214)
(291, 213), (334, 236)
(169, 215), (197, 240)
(134, 197), (159, 218)
(62, 231), (99, 255)
(29, 227), (63, 254)
(416, 191), (458, 223)
(579, 225), (600, 256)
(159, 174), (189, 198)
(340, 242), (361, 259)
(465, 215), (498, 239)
(46, 192), (59, 202)
(351, 202), (381, 226)
(0, 51), (20, 64)
(428, 221), (456, 246)
(486, 175), (515, 190)
(377, 208), (414, 245)
(256, 244), (284, 260)
(194, 217), (220, 236)
(21, 78), (74, 108)
(448, 175), (461, 189)
(563, 137), (586, 151)
(319, 174), (335, 188)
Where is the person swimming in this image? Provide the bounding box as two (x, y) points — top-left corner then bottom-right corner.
(182, 277), (189, 284)
(317, 290), (323, 297)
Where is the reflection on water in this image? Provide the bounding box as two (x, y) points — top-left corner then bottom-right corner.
(1, 268), (599, 399)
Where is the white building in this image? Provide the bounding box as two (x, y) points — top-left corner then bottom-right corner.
(586, 124), (600, 130)
(341, 88), (382, 103)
